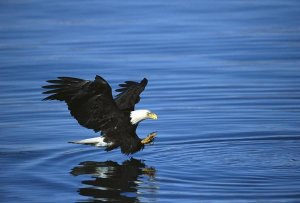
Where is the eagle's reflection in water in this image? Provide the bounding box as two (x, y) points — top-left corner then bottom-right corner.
(71, 158), (157, 203)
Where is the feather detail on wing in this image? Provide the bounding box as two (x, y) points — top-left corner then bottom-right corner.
(114, 78), (148, 111)
(42, 75), (120, 132)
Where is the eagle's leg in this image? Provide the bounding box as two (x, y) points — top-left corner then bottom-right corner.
(141, 132), (157, 144)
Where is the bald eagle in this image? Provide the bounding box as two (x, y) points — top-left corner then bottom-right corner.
(42, 75), (158, 155)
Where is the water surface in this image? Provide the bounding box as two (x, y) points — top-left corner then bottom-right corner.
(1, 1), (300, 202)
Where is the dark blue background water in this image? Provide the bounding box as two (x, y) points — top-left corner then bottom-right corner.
(1, 1), (300, 202)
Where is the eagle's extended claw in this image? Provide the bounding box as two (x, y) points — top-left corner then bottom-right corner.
(141, 132), (157, 144)
(142, 167), (156, 178)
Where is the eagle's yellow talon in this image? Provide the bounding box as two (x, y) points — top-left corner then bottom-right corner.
(142, 167), (156, 177)
(141, 132), (157, 144)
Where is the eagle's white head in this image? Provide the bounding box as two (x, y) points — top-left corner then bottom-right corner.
(130, 109), (158, 125)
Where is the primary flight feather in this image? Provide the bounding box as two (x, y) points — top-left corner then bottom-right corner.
(42, 75), (158, 155)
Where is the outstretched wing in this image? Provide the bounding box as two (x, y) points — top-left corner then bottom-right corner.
(42, 75), (121, 132)
(114, 78), (148, 111)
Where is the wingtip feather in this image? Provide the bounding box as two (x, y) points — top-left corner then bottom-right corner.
(141, 78), (148, 85)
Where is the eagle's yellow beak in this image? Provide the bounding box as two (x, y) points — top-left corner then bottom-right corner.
(148, 112), (158, 120)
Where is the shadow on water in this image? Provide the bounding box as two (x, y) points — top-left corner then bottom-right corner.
(70, 158), (156, 203)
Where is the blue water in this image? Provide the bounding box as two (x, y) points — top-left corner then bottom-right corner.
(1, 1), (300, 202)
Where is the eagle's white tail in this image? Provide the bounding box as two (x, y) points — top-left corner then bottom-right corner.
(69, 137), (108, 147)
